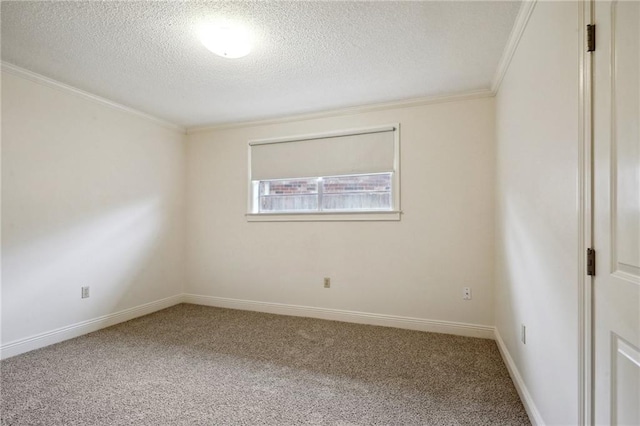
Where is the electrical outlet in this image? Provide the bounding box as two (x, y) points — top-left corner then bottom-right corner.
(81, 286), (90, 299)
(521, 324), (526, 344)
(463, 287), (472, 300)
(324, 277), (331, 288)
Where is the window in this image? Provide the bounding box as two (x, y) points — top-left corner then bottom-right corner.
(248, 125), (400, 221)
(257, 173), (392, 213)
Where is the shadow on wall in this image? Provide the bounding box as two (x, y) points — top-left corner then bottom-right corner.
(500, 194), (576, 400)
(1, 197), (164, 343)
(502, 194), (562, 334)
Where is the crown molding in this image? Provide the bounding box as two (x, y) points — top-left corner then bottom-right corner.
(186, 89), (494, 134)
(490, 0), (537, 95)
(3, 50), (509, 135)
(1, 62), (186, 134)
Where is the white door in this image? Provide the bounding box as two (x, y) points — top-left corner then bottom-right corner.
(592, 1), (640, 425)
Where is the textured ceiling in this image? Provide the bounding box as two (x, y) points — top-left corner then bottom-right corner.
(1, 1), (521, 127)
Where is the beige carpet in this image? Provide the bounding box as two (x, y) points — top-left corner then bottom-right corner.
(1, 304), (529, 425)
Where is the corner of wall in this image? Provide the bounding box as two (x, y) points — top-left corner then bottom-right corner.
(494, 328), (545, 425)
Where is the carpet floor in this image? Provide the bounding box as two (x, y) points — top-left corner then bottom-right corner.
(1, 304), (530, 425)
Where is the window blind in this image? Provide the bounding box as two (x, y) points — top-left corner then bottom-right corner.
(250, 127), (396, 181)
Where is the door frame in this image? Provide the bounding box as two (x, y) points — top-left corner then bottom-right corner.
(578, 0), (594, 424)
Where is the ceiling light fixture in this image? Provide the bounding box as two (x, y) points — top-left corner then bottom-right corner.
(198, 22), (252, 59)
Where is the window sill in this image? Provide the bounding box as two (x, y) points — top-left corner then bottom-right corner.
(246, 211), (402, 222)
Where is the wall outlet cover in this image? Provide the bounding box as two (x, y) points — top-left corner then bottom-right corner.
(463, 287), (472, 300)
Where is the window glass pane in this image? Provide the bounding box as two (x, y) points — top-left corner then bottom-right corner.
(255, 173), (393, 213)
(322, 173), (392, 211)
(322, 193), (392, 211)
(260, 194), (319, 212)
(322, 173), (391, 194)
(258, 178), (318, 212)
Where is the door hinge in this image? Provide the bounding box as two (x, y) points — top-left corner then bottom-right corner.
(587, 248), (596, 276)
(587, 24), (596, 52)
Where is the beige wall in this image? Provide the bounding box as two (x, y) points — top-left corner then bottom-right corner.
(186, 97), (496, 328)
(1, 71), (186, 346)
(1, 5), (589, 418)
(0, 7), (590, 421)
(494, 2), (580, 424)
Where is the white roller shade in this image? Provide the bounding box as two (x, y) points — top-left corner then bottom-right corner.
(250, 127), (396, 181)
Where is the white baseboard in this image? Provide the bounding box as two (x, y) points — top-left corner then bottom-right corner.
(0, 294), (185, 360)
(184, 294), (495, 339)
(494, 328), (545, 426)
(1, 293), (496, 359)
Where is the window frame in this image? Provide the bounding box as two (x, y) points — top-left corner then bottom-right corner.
(246, 124), (401, 222)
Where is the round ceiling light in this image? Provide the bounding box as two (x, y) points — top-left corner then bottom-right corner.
(198, 22), (252, 59)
